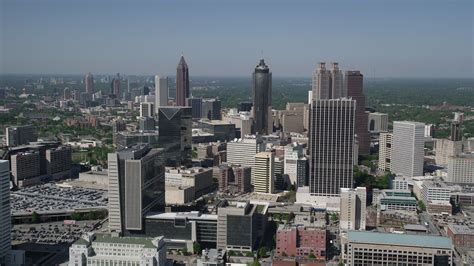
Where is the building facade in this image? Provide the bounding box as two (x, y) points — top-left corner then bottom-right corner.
(252, 58), (272, 135)
(340, 187), (367, 231)
(6, 125), (38, 147)
(154, 75), (168, 110)
(392, 121), (425, 177)
(226, 136), (265, 168)
(275, 225), (326, 260)
(176, 56), (189, 106)
(368, 112), (389, 133)
(378, 132), (393, 172)
(309, 98), (355, 196)
(0, 161), (11, 265)
(252, 152), (275, 194)
(447, 154), (474, 184)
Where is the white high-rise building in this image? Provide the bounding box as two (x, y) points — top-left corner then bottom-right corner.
(226, 136), (265, 168)
(392, 121), (425, 177)
(447, 154), (474, 184)
(140, 102), (154, 118)
(378, 132), (393, 172)
(368, 112), (389, 133)
(340, 187), (366, 231)
(154, 75), (168, 113)
(0, 160), (11, 264)
(312, 62), (331, 100)
(252, 152), (275, 194)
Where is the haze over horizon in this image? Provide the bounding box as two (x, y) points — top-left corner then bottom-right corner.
(1, 0), (473, 78)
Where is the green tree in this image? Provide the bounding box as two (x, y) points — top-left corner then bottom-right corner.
(418, 200), (426, 212)
(287, 211), (295, 223)
(31, 212), (40, 223)
(245, 251), (253, 257)
(250, 261), (261, 266)
(281, 251), (288, 257)
(182, 247), (188, 255)
(258, 247), (267, 258)
(228, 250), (236, 257)
(71, 212), (82, 221)
(308, 252), (316, 259)
(193, 242), (202, 254)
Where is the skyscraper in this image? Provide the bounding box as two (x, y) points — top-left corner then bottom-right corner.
(312, 62), (331, 100)
(330, 63), (344, 98)
(111, 73), (120, 98)
(157, 107), (192, 167)
(340, 187), (366, 231)
(0, 160), (11, 264)
(176, 56), (189, 106)
(378, 132), (393, 172)
(392, 121), (425, 177)
(85, 72), (94, 94)
(140, 102), (154, 118)
(309, 98), (355, 196)
(345, 71), (370, 155)
(252, 58), (272, 135)
(108, 144), (165, 234)
(252, 152), (275, 194)
(154, 75), (168, 112)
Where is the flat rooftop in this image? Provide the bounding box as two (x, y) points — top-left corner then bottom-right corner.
(347, 231), (452, 249)
(146, 211), (217, 221)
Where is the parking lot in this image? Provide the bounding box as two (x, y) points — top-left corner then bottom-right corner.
(11, 220), (99, 245)
(11, 183), (108, 215)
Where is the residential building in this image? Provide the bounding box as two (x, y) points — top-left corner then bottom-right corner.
(392, 121), (425, 177)
(176, 55), (189, 106)
(309, 98), (355, 196)
(252, 152), (275, 194)
(6, 125), (38, 147)
(275, 225), (326, 260)
(107, 144), (165, 234)
(368, 112), (389, 133)
(68, 233), (166, 266)
(447, 153), (474, 184)
(378, 132), (393, 172)
(154, 75), (168, 110)
(340, 187), (366, 231)
(157, 107), (192, 167)
(252, 58), (272, 135)
(342, 231), (453, 266)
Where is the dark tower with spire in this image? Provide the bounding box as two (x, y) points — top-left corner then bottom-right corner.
(176, 55), (189, 106)
(252, 58), (272, 135)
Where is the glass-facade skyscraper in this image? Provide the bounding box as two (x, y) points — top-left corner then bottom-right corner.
(252, 58), (272, 135)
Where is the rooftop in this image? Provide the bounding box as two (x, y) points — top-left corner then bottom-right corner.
(347, 231), (452, 249)
(448, 224), (474, 235)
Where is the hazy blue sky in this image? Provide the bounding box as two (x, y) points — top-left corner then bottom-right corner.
(1, 0), (473, 77)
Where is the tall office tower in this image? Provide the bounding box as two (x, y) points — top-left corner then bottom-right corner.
(85, 72), (94, 94)
(331, 63), (344, 98)
(340, 187), (366, 231)
(111, 74), (120, 98)
(252, 152), (275, 194)
(238, 101), (253, 112)
(227, 136), (265, 168)
(312, 62), (331, 100)
(140, 102), (154, 118)
(450, 122), (462, 141)
(309, 98), (356, 196)
(108, 144), (165, 234)
(345, 70), (370, 155)
(378, 132), (393, 172)
(157, 107), (192, 167)
(0, 161), (11, 265)
(202, 98), (222, 120)
(6, 125), (38, 147)
(187, 97), (203, 119)
(392, 121), (425, 177)
(176, 55), (189, 106)
(154, 75), (168, 111)
(252, 58), (272, 135)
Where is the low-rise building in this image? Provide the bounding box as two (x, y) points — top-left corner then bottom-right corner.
(427, 200), (452, 215)
(275, 225), (326, 260)
(68, 233), (166, 266)
(342, 231), (453, 266)
(446, 224), (474, 248)
(165, 185), (195, 205)
(197, 249), (225, 266)
(165, 167), (214, 197)
(447, 153), (474, 184)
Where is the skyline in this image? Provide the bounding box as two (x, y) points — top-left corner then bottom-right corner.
(0, 0), (473, 78)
